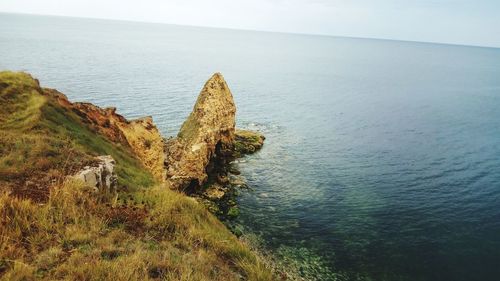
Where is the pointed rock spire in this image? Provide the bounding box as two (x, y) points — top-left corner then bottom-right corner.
(165, 73), (236, 191)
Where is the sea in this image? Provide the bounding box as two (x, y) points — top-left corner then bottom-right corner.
(1, 12), (500, 281)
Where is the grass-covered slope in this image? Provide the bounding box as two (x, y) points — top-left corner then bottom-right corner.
(0, 182), (273, 281)
(0, 72), (274, 280)
(0, 71), (154, 200)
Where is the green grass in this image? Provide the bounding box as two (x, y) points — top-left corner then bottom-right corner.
(40, 100), (154, 189)
(0, 71), (45, 131)
(178, 113), (201, 141)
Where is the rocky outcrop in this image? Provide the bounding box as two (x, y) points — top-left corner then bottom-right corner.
(234, 129), (265, 157)
(116, 117), (166, 180)
(45, 89), (165, 180)
(73, 155), (117, 193)
(164, 73), (236, 191)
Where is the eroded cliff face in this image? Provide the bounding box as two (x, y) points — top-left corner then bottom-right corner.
(118, 117), (166, 180)
(45, 89), (166, 181)
(165, 73), (236, 191)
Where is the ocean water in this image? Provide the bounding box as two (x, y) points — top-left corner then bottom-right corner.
(2, 13), (500, 281)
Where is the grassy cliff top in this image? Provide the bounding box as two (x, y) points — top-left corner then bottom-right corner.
(0, 72), (275, 280)
(0, 71), (154, 200)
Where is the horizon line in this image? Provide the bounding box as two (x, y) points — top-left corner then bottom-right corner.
(1, 11), (499, 50)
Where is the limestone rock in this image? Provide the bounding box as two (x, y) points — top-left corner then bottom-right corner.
(165, 73), (236, 191)
(203, 183), (227, 200)
(117, 116), (166, 180)
(73, 155), (117, 193)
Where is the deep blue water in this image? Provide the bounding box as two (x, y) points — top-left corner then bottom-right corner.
(1, 13), (500, 281)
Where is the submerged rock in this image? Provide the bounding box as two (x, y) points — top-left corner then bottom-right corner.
(227, 206), (240, 219)
(73, 155), (117, 193)
(164, 73), (236, 191)
(228, 175), (248, 188)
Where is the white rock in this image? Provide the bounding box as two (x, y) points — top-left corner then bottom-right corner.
(73, 155), (117, 193)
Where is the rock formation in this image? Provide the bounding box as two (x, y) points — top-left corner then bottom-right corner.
(164, 73), (236, 191)
(234, 129), (266, 157)
(73, 155), (117, 193)
(116, 116), (166, 180)
(45, 89), (166, 180)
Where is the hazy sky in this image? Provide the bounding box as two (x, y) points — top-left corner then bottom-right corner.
(1, 0), (499, 47)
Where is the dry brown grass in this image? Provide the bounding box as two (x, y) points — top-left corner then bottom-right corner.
(0, 180), (275, 281)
